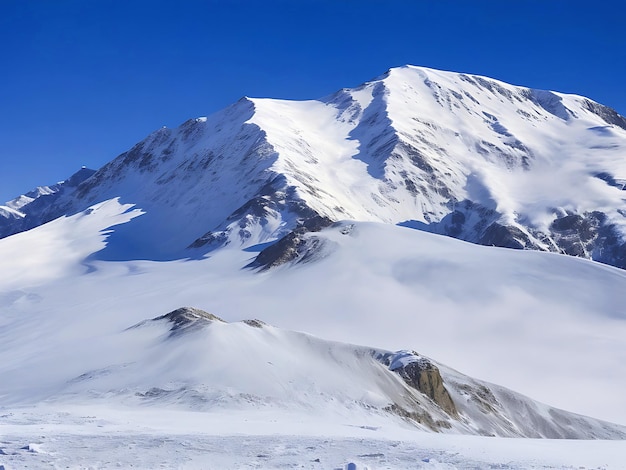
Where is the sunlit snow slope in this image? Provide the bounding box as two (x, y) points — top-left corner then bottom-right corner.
(1, 202), (625, 432)
(2, 66), (626, 266)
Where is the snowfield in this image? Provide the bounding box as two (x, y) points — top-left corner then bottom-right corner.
(1, 198), (626, 468)
(2, 408), (626, 469)
(3, 66), (626, 266)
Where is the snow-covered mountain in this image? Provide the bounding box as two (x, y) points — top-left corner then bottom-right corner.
(19, 303), (619, 440)
(2, 65), (626, 266)
(3, 66), (626, 468)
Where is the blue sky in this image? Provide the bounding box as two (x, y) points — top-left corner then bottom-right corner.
(2, 0), (625, 203)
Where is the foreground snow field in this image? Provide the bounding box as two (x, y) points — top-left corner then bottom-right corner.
(2, 408), (626, 469)
(1, 198), (626, 467)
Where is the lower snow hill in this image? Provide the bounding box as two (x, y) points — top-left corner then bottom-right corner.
(41, 306), (626, 439)
(1, 201), (626, 430)
(2, 65), (626, 267)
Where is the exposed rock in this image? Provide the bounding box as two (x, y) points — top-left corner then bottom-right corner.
(246, 215), (334, 270)
(583, 99), (626, 131)
(243, 319), (266, 328)
(479, 222), (532, 250)
(189, 178), (327, 253)
(456, 383), (502, 415)
(151, 306), (224, 337)
(383, 403), (443, 431)
(379, 350), (457, 417)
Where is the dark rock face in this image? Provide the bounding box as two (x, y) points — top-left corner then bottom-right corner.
(242, 319), (266, 328)
(583, 100), (626, 131)
(402, 200), (626, 270)
(543, 211), (626, 269)
(246, 215), (334, 270)
(392, 357), (458, 417)
(189, 176), (327, 253)
(549, 213), (602, 257)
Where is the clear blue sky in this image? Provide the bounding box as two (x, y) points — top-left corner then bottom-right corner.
(2, 0), (625, 203)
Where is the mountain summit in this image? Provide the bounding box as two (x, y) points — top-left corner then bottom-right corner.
(3, 66), (626, 265)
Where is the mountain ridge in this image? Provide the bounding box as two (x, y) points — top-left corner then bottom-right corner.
(2, 65), (626, 266)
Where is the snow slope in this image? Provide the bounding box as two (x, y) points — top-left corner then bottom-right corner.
(1, 66), (626, 267)
(1, 200), (625, 431)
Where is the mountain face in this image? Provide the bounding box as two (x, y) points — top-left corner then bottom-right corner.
(2, 66), (626, 266)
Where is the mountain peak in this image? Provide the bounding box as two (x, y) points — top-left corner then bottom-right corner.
(2, 66), (626, 267)
(65, 166), (97, 188)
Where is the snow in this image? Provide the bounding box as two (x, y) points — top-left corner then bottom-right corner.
(2, 65), (626, 467)
(0, 198), (142, 290)
(2, 407), (626, 469)
(4, 65), (626, 265)
(0, 201), (625, 467)
(0, 205), (24, 219)
(2, 205), (625, 425)
(377, 66), (626, 230)
(388, 350), (428, 371)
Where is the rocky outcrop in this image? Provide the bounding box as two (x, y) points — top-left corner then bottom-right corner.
(146, 306), (225, 337)
(188, 177), (317, 251)
(378, 350), (457, 417)
(246, 215), (334, 270)
(131, 306), (269, 338)
(409, 200), (626, 269)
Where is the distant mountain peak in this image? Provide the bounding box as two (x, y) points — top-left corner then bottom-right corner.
(0, 167), (96, 237)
